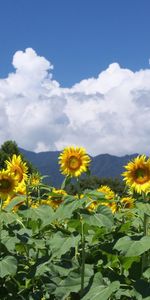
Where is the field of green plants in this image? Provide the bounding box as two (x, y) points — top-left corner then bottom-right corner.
(0, 146), (150, 299)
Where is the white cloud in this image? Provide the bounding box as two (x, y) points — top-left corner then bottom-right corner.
(0, 47), (150, 156)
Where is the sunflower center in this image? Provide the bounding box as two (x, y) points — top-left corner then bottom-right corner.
(134, 167), (149, 184)
(68, 156), (81, 170)
(0, 179), (12, 192)
(123, 201), (131, 208)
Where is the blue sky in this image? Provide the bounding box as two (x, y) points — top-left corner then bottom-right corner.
(0, 0), (150, 86)
(0, 0), (150, 155)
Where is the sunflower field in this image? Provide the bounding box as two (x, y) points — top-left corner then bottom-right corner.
(0, 147), (150, 300)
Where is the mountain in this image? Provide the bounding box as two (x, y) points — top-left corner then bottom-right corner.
(19, 148), (138, 187)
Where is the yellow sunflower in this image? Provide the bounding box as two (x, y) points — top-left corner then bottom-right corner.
(86, 200), (99, 212)
(0, 170), (18, 199)
(96, 185), (117, 213)
(120, 196), (135, 209)
(58, 146), (91, 177)
(30, 201), (39, 208)
(15, 180), (26, 195)
(97, 185), (115, 200)
(101, 202), (117, 213)
(6, 154), (28, 183)
(2, 196), (12, 209)
(2, 180), (27, 211)
(29, 172), (41, 187)
(122, 155), (150, 194)
(79, 194), (98, 212)
(48, 188), (67, 209)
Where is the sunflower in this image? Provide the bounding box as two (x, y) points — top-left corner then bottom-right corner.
(2, 180), (27, 211)
(120, 196), (135, 209)
(58, 146), (91, 177)
(29, 172), (41, 187)
(86, 200), (99, 212)
(6, 154), (28, 183)
(6, 154), (28, 182)
(15, 180), (26, 195)
(48, 188), (67, 209)
(101, 202), (117, 213)
(0, 170), (18, 199)
(122, 155), (150, 194)
(79, 193), (98, 212)
(2, 195), (12, 210)
(96, 185), (117, 213)
(97, 185), (115, 200)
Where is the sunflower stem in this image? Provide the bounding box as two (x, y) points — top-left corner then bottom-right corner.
(26, 182), (30, 208)
(0, 199), (2, 257)
(0, 198), (2, 211)
(80, 217), (85, 297)
(76, 178), (81, 199)
(37, 186), (41, 205)
(142, 212), (150, 272)
(142, 193), (150, 272)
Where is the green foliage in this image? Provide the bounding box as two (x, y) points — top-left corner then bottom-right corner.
(0, 195), (149, 299)
(0, 169), (150, 298)
(66, 175), (126, 196)
(0, 140), (36, 174)
(0, 256), (17, 278)
(0, 140), (20, 169)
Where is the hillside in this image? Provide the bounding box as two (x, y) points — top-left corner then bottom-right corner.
(19, 148), (138, 187)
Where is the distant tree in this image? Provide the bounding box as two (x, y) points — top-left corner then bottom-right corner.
(0, 140), (19, 169)
(66, 175), (126, 196)
(0, 140), (36, 174)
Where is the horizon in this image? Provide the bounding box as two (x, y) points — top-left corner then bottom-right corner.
(19, 145), (139, 158)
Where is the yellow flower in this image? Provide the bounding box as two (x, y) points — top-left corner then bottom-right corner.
(30, 202), (39, 208)
(101, 202), (117, 213)
(15, 180), (26, 195)
(122, 155), (150, 194)
(2, 196), (12, 209)
(0, 170), (18, 199)
(29, 172), (41, 187)
(79, 194), (96, 212)
(97, 185), (115, 200)
(6, 154), (28, 183)
(97, 185), (117, 213)
(86, 200), (98, 212)
(2, 180), (27, 211)
(58, 146), (91, 177)
(48, 188), (67, 209)
(121, 196), (135, 209)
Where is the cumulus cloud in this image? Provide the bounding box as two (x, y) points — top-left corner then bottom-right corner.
(0, 47), (150, 156)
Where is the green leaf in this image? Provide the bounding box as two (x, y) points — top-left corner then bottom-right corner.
(47, 232), (80, 259)
(143, 267), (150, 279)
(5, 195), (26, 212)
(114, 236), (150, 256)
(0, 256), (17, 278)
(20, 205), (54, 225)
(35, 261), (51, 277)
(0, 211), (21, 225)
(115, 288), (133, 299)
(82, 276), (120, 300)
(1, 231), (19, 252)
(54, 197), (83, 220)
(61, 176), (71, 190)
(36, 262), (74, 277)
(0, 211), (15, 224)
(54, 264), (94, 299)
(84, 190), (107, 199)
(136, 203), (150, 217)
(122, 256), (140, 271)
(82, 206), (113, 229)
